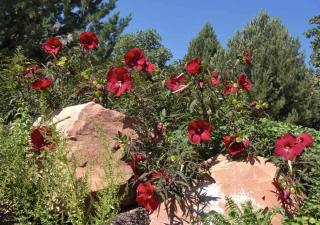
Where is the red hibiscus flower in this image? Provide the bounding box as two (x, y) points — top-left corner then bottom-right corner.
(274, 133), (304, 161)
(43, 37), (62, 55)
(223, 135), (248, 156)
(185, 57), (201, 75)
(129, 152), (144, 171)
(166, 74), (187, 93)
(296, 132), (313, 149)
(30, 126), (56, 152)
(106, 67), (132, 97)
(211, 71), (221, 86)
(136, 182), (160, 212)
(245, 50), (252, 66)
(238, 73), (252, 93)
(79, 31), (99, 50)
(188, 119), (212, 144)
(224, 82), (238, 96)
(124, 48), (146, 69)
(145, 60), (155, 74)
(32, 78), (53, 90)
(23, 64), (40, 78)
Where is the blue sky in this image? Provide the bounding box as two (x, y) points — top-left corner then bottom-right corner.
(116, 0), (319, 65)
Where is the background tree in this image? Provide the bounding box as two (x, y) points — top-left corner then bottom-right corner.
(216, 12), (320, 128)
(112, 29), (172, 68)
(0, 0), (131, 60)
(305, 15), (320, 72)
(184, 23), (221, 66)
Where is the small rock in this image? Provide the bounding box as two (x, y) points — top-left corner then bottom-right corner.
(112, 207), (150, 225)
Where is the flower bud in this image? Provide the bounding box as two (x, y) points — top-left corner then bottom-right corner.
(197, 79), (205, 91)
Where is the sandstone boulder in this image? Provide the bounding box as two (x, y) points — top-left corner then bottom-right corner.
(150, 154), (281, 225)
(201, 154), (281, 224)
(52, 102), (135, 192)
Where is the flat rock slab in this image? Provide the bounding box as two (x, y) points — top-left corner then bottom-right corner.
(52, 102), (135, 192)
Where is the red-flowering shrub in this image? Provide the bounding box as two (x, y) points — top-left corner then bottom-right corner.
(31, 78), (53, 90)
(124, 48), (155, 74)
(30, 126), (56, 152)
(79, 31), (99, 50)
(296, 132), (313, 148)
(23, 64), (40, 78)
(106, 67), (132, 96)
(275, 132), (313, 161)
(224, 82), (238, 96)
(43, 37), (62, 55)
(238, 73), (252, 93)
(245, 50), (252, 66)
(166, 74), (187, 93)
(185, 57), (201, 75)
(136, 182), (160, 212)
(223, 135), (249, 156)
(210, 71), (221, 86)
(188, 119), (212, 144)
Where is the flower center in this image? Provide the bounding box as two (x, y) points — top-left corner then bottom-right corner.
(284, 144), (291, 152)
(195, 128), (203, 134)
(117, 80), (124, 87)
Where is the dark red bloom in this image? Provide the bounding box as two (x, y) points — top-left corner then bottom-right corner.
(238, 73), (252, 93)
(272, 178), (292, 209)
(30, 126), (56, 152)
(106, 67), (132, 97)
(136, 182), (160, 212)
(188, 119), (212, 144)
(124, 48), (155, 74)
(124, 48), (146, 69)
(23, 64), (40, 78)
(155, 122), (165, 136)
(250, 101), (257, 108)
(224, 82), (238, 96)
(43, 37), (62, 55)
(145, 60), (155, 74)
(274, 133), (304, 161)
(166, 74), (187, 93)
(197, 79), (205, 91)
(129, 152), (144, 172)
(245, 50), (252, 66)
(32, 78), (53, 90)
(296, 132), (313, 149)
(223, 135), (248, 156)
(185, 57), (201, 75)
(79, 31), (99, 50)
(211, 71), (221, 86)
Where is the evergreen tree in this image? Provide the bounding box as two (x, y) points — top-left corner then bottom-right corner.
(112, 29), (172, 68)
(305, 15), (320, 71)
(217, 12), (319, 127)
(0, 0), (131, 60)
(184, 23), (221, 65)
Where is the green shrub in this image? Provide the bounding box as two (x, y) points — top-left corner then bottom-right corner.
(0, 109), (121, 224)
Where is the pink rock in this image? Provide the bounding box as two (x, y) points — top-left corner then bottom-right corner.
(150, 154), (282, 225)
(150, 202), (191, 225)
(204, 154), (282, 224)
(52, 102), (135, 192)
